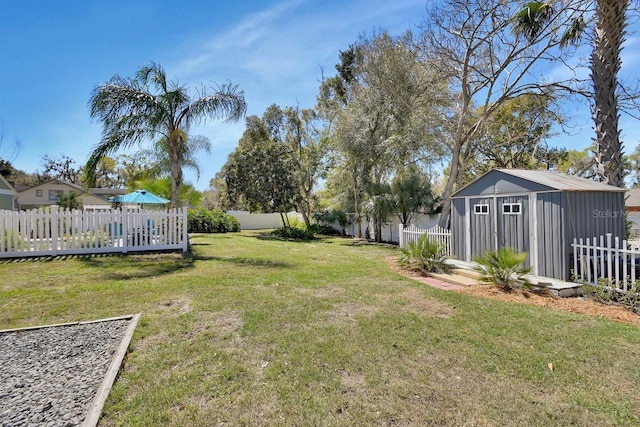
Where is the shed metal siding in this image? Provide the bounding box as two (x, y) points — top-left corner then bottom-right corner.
(536, 192), (564, 279)
(470, 197), (495, 259)
(451, 198), (466, 261)
(563, 191), (626, 279)
(496, 195), (530, 266)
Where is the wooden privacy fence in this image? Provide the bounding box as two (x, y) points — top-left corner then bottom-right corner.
(398, 224), (452, 257)
(0, 207), (188, 258)
(572, 233), (640, 291)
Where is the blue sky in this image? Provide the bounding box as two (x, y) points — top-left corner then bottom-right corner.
(1, 0), (639, 190)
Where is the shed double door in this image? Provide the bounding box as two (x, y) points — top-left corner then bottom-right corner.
(469, 195), (530, 266)
(496, 195), (530, 266)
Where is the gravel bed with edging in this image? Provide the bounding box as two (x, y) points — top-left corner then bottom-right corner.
(0, 315), (139, 427)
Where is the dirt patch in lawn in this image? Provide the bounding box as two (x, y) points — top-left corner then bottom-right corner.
(393, 286), (455, 318)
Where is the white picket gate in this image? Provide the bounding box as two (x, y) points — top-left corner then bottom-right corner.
(572, 233), (640, 291)
(0, 207), (188, 258)
(398, 224), (452, 257)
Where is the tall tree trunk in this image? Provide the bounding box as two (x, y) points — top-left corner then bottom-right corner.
(168, 135), (183, 209)
(593, 0), (627, 187)
(438, 140), (464, 229)
(352, 167), (363, 238)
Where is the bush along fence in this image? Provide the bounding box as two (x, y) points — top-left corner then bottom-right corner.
(0, 207), (188, 258)
(572, 233), (640, 292)
(398, 224), (452, 257)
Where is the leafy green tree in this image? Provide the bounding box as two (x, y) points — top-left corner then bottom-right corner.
(361, 184), (392, 243)
(457, 93), (567, 184)
(513, 0), (631, 187)
(221, 104), (325, 226)
(202, 174), (230, 210)
(56, 191), (83, 211)
(222, 113), (298, 223)
(320, 31), (445, 236)
(390, 170), (439, 227)
(114, 153), (158, 189)
(557, 147), (599, 179)
(135, 176), (202, 207)
(86, 62), (246, 207)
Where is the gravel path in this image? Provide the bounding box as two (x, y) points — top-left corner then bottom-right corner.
(0, 318), (131, 427)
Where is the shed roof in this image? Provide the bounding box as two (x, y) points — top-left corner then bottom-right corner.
(494, 169), (626, 192)
(452, 169), (627, 198)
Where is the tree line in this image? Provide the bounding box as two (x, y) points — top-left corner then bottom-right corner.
(214, 0), (639, 240)
(1, 0), (637, 242)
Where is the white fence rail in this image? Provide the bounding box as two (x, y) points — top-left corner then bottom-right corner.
(399, 224), (451, 257)
(0, 207), (188, 258)
(572, 233), (640, 291)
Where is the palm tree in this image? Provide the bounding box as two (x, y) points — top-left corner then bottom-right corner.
(513, 0), (629, 187)
(138, 134), (212, 182)
(87, 62), (246, 207)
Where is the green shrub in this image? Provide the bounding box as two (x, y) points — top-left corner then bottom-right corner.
(474, 247), (532, 290)
(312, 209), (349, 235)
(307, 223), (341, 236)
(270, 226), (315, 241)
(288, 217), (307, 229)
(398, 234), (451, 275)
(583, 278), (640, 314)
(187, 208), (241, 233)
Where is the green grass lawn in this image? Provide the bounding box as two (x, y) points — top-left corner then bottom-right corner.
(1, 231), (639, 426)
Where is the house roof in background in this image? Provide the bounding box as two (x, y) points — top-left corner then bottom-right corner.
(626, 188), (640, 208)
(0, 175), (17, 194)
(15, 179), (87, 194)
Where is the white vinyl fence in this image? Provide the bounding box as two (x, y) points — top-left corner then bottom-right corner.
(399, 224), (452, 257)
(572, 233), (640, 291)
(0, 207), (188, 258)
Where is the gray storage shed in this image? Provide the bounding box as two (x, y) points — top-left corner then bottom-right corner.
(450, 169), (626, 280)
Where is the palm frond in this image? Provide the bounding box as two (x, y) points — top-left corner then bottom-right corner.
(512, 2), (554, 40)
(474, 247), (532, 290)
(560, 16), (586, 47)
(181, 82), (247, 127)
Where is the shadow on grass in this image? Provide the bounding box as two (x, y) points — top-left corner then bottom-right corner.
(206, 255), (296, 268)
(238, 231), (336, 245)
(338, 239), (398, 249)
(77, 251), (196, 280)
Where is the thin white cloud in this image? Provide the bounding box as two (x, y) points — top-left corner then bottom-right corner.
(173, 0), (306, 79)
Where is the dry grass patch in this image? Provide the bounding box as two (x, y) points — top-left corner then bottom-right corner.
(395, 286), (456, 318)
(157, 298), (192, 316)
(327, 302), (377, 320)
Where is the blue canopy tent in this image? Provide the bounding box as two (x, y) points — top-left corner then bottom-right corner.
(109, 189), (169, 208)
(107, 189), (170, 239)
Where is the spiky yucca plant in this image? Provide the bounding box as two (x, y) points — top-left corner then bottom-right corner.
(474, 247), (532, 290)
(398, 234), (452, 276)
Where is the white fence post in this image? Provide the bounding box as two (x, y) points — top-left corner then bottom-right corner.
(398, 223), (452, 257)
(51, 207), (59, 257)
(0, 207), (188, 258)
(571, 233), (640, 293)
